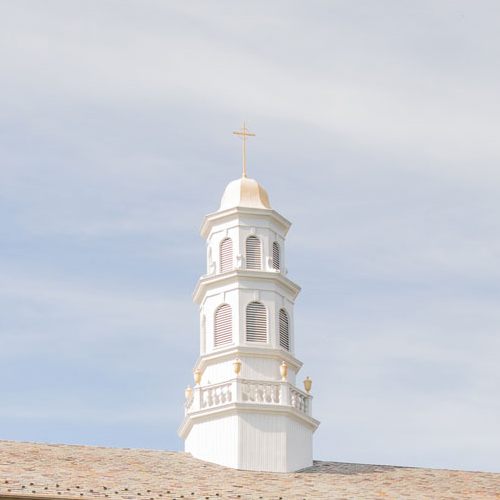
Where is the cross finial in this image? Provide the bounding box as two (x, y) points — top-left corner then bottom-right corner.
(233, 121), (256, 178)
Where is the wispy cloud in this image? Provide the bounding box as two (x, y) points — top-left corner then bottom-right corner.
(0, 0), (499, 472)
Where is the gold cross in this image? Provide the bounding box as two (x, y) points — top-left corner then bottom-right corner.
(233, 121), (256, 178)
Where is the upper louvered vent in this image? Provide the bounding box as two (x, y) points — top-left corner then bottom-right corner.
(246, 236), (261, 270)
(272, 241), (280, 271)
(246, 302), (267, 343)
(214, 304), (232, 347)
(279, 308), (290, 351)
(220, 238), (233, 273)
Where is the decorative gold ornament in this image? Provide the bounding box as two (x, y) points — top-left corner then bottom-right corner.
(233, 121), (256, 178)
(303, 376), (312, 394)
(185, 385), (193, 399)
(193, 369), (202, 385)
(279, 361), (288, 381)
(233, 358), (242, 375)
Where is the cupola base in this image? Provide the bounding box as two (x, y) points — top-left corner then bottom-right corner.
(184, 409), (315, 473)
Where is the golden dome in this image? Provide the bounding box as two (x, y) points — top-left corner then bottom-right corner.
(219, 177), (271, 211)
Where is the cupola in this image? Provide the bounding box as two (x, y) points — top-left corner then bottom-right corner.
(178, 123), (319, 472)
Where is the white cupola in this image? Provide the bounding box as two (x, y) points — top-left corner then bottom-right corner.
(179, 126), (319, 473)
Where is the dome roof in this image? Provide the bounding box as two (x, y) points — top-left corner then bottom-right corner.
(219, 176), (271, 211)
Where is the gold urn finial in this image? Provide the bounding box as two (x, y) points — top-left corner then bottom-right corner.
(233, 121), (256, 178)
(193, 369), (202, 385)
(233, 358), (242, 375)
(185, 385), (193, 399)
(303, 376), (312, 394)
(279, 361), (288, 381)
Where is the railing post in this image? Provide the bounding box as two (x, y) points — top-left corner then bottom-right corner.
(232, 377), (242, 403)
(281, 381), (290, 406)
(307, 395), (313, 416)
(194, 386), (202, 411)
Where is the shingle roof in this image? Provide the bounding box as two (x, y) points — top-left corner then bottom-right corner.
(0, 440), (498, 500)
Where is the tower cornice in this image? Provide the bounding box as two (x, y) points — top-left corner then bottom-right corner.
(179, 402), (320, 440)
(200, 207), (291, 239)
(192, 345), (304, 373)
(193, 269), (301, 304)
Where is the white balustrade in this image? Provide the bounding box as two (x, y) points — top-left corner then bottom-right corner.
(290, 386), (308, 414)
(185, 392), (195, 414)
(185, 378), (311, 415)
(201, 382), (233, 409)
(242, 381), (281, 404)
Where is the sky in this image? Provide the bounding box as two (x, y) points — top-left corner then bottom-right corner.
(1, 0), (499, 473)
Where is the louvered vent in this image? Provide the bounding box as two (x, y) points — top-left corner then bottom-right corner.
(220, 238), (233, 273)
(272, 241), (280, 270)
(246, 236), (261, 270)
(246, 302), (267, 343)
(214, 304), (232, 347)
(279, 308), (290, 351)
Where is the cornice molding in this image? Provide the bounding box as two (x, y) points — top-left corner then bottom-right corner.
(193, 345), (303, 372)
(178, 402), (320, 439)
(193, 270), (301, 304)
(200, 207), (291, 239)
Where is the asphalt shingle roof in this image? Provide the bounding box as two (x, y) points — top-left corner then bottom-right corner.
(0, 441), (498, 500)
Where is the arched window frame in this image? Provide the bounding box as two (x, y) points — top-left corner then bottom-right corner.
(279, 308), (290, 351)
(219, 237), (233, 273)
(246, 235), (262, 270)
(246, 301), (267, 343)
(214, 304), (233, 348)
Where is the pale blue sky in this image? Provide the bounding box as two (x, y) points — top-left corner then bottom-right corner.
(1, 1), (499, 473)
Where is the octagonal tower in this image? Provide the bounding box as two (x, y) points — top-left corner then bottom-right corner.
(178, 175), (319, 472)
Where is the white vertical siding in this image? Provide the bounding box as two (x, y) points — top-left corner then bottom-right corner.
(285, 416), (314, 471)
(200, 315), (206, 354)
(185, 414), (239, 468)
(238, 413), (286, 471)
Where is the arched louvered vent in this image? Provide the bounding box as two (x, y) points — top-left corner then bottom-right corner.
(214, 304), (232, 347)
(246, 236), (261, 270)
(220, 238), (233, 273)
(279, 308), (290, 351)
(246, 302), (267, 343)
(272, 241), (280, 271)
